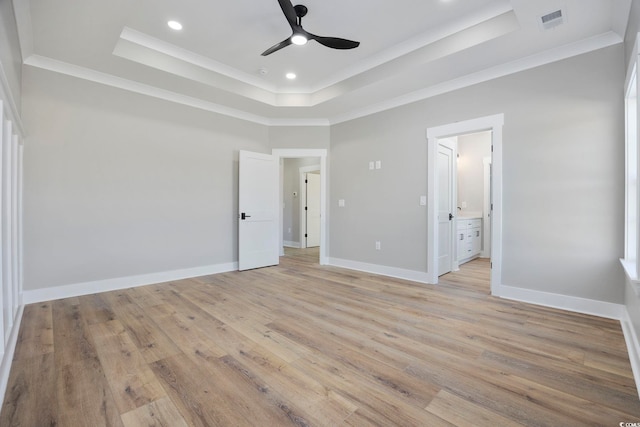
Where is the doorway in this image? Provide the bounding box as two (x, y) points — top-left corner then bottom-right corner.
(302, 170), (321, 248)
(426, 114), (504, 295)
(435, 132), (491, 278)
(272, 149), (328, 265)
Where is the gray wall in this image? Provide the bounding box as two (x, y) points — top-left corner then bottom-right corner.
(22, 67), (269, 291)
(0, 0), (22, 110)
(269, 126), (330, 150)
(330, 45), (624, 303)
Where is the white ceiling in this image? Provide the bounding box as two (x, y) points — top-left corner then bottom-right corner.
(13, 0), (631, 125)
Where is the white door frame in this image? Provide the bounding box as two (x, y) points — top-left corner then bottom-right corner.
(482, 156), (492, 258)
(426, 114), (503, 295)
(272, 149), (328, 265)
(299, 164), (320, 248)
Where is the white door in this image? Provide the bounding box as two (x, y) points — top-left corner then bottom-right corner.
(437, 138), (456, 276)
(305, 173), (321, 247)
(238, 150), (279, 271)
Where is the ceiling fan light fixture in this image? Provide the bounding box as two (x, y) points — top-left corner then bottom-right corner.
(291, 34), (308, 45)
(261, 1), (359, 56)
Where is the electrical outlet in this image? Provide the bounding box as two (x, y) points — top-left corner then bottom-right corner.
(375, 241), (381, 250)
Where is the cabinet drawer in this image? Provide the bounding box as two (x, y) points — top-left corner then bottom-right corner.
(468, 219), (482, 228)
(457, 218), (482, 229)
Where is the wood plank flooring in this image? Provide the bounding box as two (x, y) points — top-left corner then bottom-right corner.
(2, 249), (640, 426)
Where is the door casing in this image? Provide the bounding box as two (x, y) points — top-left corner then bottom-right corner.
(426, 113), (504, 295)
(273, 149), (328, 264)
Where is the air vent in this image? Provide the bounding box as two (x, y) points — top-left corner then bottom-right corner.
(540, 9), (564, 30)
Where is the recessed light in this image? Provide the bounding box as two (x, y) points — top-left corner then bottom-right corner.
(167, 20), (183, 31)
(286, 72), (297, 80)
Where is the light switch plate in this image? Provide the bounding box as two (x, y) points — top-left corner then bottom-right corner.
(375, 160), (382, 169)
(338, 199), (345, 207)
(420, 196), (427, 206)
(369, 161), (374, 170)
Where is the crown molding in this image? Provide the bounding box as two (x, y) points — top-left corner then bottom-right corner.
(24, 54), (273, 125)
(23, 30), (621, 128)
(120, 27), (277, 93)
(329, 31), (623, 125)
(309, 0), (514, 93)
(268, 118), (330, 127)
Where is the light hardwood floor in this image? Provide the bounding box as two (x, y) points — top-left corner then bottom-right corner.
(2, 250), (640, 426)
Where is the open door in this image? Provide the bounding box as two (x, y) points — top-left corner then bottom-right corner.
(305, 172), (321, 248)
(238, 150), (279, 271)
(437, 138), (457, 276)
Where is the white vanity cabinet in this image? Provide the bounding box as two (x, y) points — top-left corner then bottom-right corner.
(457, 218), (482, 264)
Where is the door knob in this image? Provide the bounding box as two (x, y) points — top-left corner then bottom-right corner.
(449, 213), (454, 221)
(240, 212), (252, 220)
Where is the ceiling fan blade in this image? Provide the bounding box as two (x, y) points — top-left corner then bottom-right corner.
(261, 38), (293, 56)
(309, 35), (360, 50)
(277, 0), (298, 27)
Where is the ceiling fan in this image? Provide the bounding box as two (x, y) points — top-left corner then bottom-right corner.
(262, 0), (360, 56)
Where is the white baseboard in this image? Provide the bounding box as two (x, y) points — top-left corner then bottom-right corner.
(496, 284), (625, 320)
(327, 257), (431, 284)
(23, 262), (238, 304)
(0, 305), (24, 408)
(284, 241), (301, 248)
(622, 308), (640, 399)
